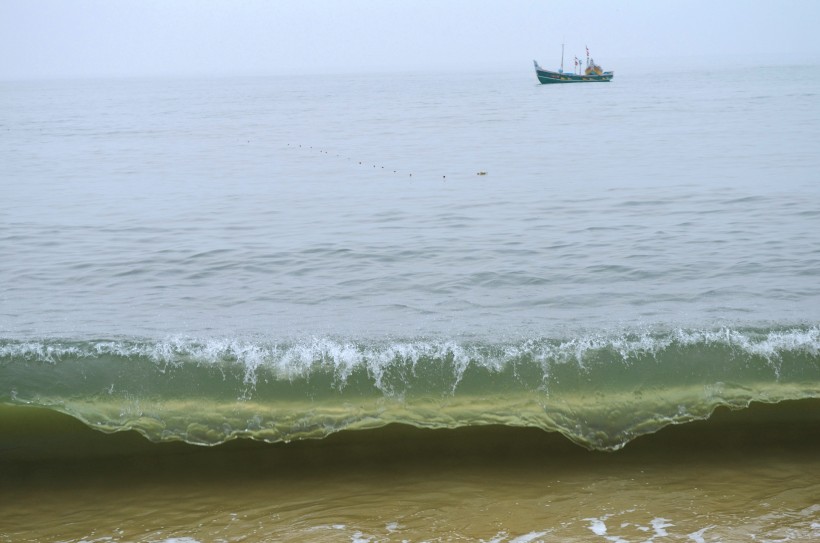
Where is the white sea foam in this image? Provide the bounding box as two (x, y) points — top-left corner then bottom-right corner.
(650, 517), (673, 538)
(350, 531), (372, 543)
(687, 525), (713, 543)
(509, 531), (548, 543)
(3, 326), (819, 371)
(586, 516), (631, 542)
(586, 517), (608, 536)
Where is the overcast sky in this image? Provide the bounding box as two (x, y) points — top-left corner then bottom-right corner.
(1, 0), (819, 79)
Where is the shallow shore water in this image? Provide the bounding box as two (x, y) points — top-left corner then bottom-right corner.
(2, 400), (819, 542)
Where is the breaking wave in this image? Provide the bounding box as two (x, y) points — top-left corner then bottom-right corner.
(1, 326), (818, 451)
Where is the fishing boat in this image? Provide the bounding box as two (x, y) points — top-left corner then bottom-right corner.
(533, 44), (613, 84)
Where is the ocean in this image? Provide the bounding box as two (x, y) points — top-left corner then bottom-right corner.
(1, 65), (819, 542)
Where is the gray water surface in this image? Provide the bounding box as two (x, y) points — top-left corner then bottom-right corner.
(2, 68), (819, 339)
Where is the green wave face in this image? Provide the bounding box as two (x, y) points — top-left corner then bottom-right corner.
(1, 327), (819, 451)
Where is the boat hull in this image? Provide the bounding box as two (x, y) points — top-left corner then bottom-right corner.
(533, 62), (613, 84)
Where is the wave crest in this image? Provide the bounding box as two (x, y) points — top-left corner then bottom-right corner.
(1, 326), (819, 450)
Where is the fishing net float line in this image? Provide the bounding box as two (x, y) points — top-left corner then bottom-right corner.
(286, 143), (487, 179)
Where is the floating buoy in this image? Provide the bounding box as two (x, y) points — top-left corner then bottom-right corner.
(477, 171), (487, 176)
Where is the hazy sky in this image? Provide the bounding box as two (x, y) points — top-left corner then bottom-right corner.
(2, 0), (819, 79)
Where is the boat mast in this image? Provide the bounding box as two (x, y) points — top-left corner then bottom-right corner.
(560, 42), (565, 73)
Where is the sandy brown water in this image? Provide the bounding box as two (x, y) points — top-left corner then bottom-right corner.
(1, 401), (818, 542)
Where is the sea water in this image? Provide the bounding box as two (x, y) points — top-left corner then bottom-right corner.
(1, 66), (819, 541)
